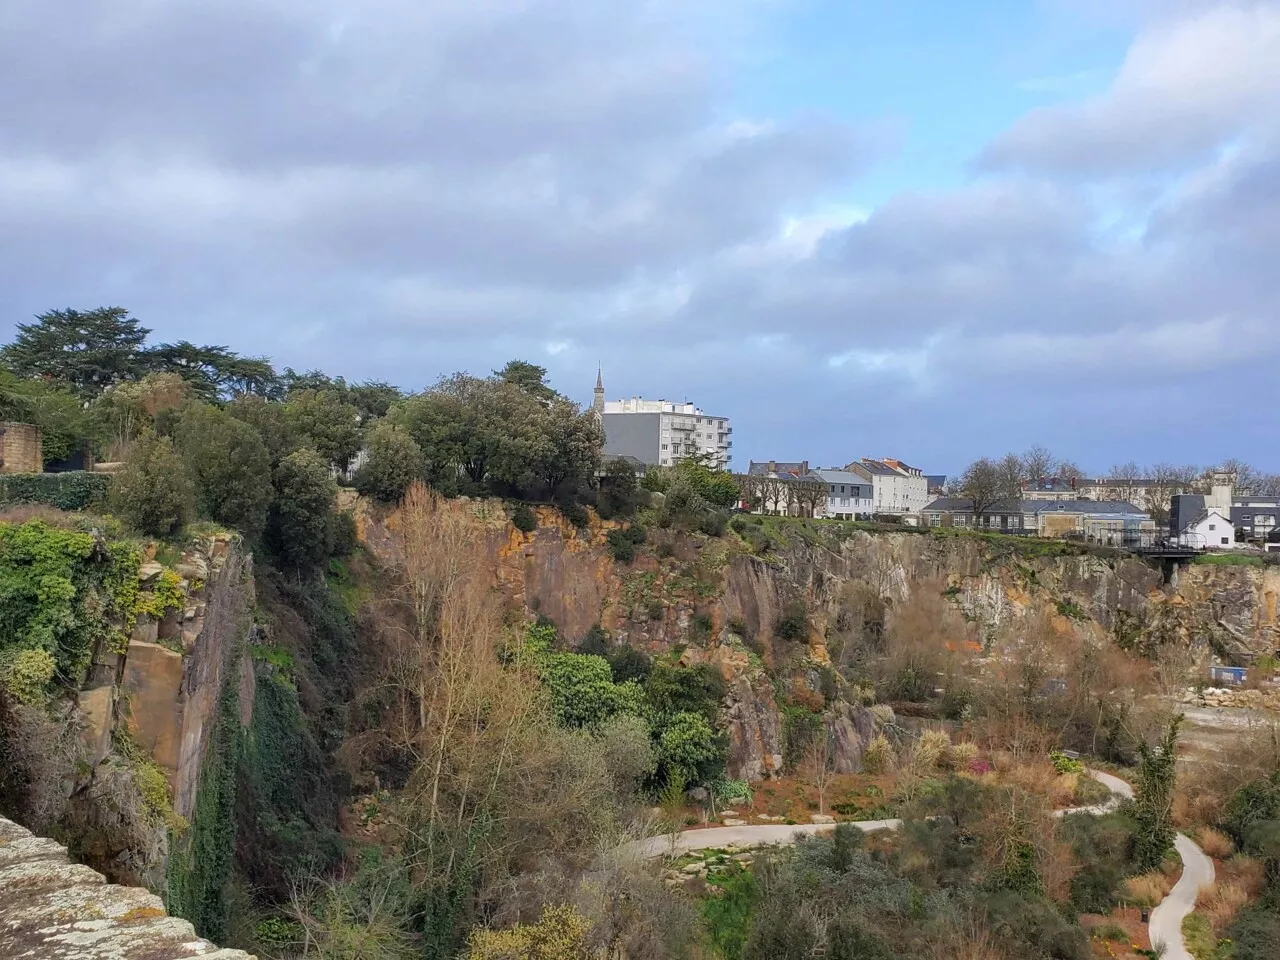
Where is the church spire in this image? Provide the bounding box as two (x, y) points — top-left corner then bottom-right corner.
(592, 365), (605, 417)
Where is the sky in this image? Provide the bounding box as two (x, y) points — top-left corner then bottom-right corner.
(1, 0), (1278, 477)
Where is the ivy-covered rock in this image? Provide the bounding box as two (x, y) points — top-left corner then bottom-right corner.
(0, 520), (141, 696)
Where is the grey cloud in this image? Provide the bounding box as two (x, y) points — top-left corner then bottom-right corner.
(981, 1), (1280, 174)
(2, 0), (1280, 472)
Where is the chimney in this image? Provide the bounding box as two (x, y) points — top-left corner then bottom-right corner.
(801, 460), (809, 475)
(768, 461), (776, 474)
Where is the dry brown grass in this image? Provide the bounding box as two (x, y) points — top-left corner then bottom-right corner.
(945, 741), (979, 771)
(1219, 854), (1268, 898)
(995, 758), (1059, 801)
(1197, 881), (1251, 931)
(1196, 827), (1235, 859)
(0, 504), (78, 527)
(1124, 872), (1173, 908)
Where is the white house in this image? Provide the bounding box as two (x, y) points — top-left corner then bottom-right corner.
(847, 458), (930, 516)
(1177, 508), (1239, 550)
(809, 469), (874, 520)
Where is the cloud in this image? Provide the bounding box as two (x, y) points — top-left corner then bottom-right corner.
(1, 0), (1279, 471)
(0, 1), (868, 347)
(983, 2), (1280, 174)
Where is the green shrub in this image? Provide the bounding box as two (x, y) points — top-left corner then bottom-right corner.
(560, 501), (590, 529)
(0, 520), (140, 688)
(539, 652), (643, 728)
(0, 471), (109, 511)
(698, 510), (728, 537)
(354, 422), (423, 503)
(774, 599), (809, 642)
(656, 711), (723, 785)
(510, 503), (537, 533)
(1, 648), (56, 704)
(607, 644), (652, 684)
(1051, 750), (1085, 774)
(1226, 901), (1280, 960)
(109, 432), (195, 537)
(606, 528), (637, 563)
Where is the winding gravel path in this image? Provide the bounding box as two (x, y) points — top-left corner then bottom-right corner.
(629, 767), (1211, 960)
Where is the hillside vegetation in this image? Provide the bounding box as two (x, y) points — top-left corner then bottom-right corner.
(2, 310), (1279, 959)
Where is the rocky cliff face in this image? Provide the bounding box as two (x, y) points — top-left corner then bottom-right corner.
(352, 498), (1280, 781)
(56, 535), (254, 889)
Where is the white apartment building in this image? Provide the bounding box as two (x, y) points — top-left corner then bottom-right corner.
(811, 469), (875, 519)
(594, 374), (732, 468)
(848, 458), (930, 515)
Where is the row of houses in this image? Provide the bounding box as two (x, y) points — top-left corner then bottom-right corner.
(744, 458), (943, 521)
(920, 497), (1157, 546)
(923, 473), (1280, 552)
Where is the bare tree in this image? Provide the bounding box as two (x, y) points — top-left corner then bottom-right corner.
(1215, 458), (1261, 494)
(1020, 445), (1056, 482)
(798, 734), (835, 815)
(996, 452), (1026, 501)
(1147, 463), (1198, 523)
(1107, 461), (1143, 504)
(795, 477), (829, 518)
(736, 473), (764, 512)
(959, 458), (1005, 524)
(1056, 459), (1085, 484)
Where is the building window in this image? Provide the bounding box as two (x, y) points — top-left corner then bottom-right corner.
(1222, 537), (1230, 545)
(1209, 524), (1216, 531)
(661, 444), (668, 450)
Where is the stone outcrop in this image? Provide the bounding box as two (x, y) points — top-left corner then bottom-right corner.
(0, 814), (253, 959)
(350, 497), (1280, 780)
(121, 537), (252, 821)
(32, 533), (256, 889)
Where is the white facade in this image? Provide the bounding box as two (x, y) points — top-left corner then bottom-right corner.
(851, 459), (930, 515)
(811, 470), (874, 519)
(602, 398), (732, 468)
(1179, 509), (1239, 550)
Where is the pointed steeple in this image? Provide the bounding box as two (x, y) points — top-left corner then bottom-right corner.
(592, 365), (605, 417)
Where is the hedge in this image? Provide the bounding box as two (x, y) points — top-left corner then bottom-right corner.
(0, 472), (111, 511)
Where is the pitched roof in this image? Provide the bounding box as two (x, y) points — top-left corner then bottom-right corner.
(923, 497), (1149, 517)
(854, 459), (903, 476)
(810, 469), (873, 486)
(747, 460), (808, 477)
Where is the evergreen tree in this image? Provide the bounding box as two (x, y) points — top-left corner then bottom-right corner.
(1132, 714), (1182, 870)
(174, 404), (273, 539)
(267, 450), (337, 570)
(355, 422), (423, 503)
(3, 307), (150, 398)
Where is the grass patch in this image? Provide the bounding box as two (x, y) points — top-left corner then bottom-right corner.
(1192, 553), (1268, 567)
(1182, 912), (1226, 960)
(701, 865), (756, 960)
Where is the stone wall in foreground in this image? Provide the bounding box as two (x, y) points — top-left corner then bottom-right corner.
(0, 815), (253, 960)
